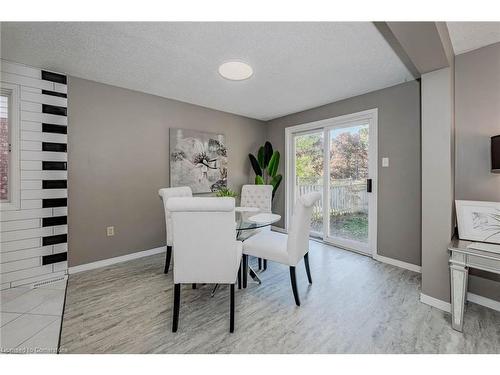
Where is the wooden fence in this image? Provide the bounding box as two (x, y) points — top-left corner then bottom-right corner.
(297, 179), (368, 216)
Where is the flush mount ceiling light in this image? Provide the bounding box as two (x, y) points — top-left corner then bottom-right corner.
(218, 61), (253, 81)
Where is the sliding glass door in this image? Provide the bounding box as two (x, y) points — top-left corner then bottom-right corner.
(326, 121), (371, 253)
(287, 110), (377, 255)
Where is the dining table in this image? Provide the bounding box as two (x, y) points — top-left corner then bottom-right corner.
(210, 206), (281, 296)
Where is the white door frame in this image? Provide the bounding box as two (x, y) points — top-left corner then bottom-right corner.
(285, 108), (378, 257)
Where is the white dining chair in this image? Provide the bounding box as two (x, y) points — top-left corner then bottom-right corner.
(167, 197), (242, 333)
(240, 184), (273, 213)
(159, 186), (193, 274)
(240, 184), (273, 270)
(242, 192), (321, 306)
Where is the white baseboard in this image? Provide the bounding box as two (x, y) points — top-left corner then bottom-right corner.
(283, 227), (421, 274)
(420, 292), (500, 313)
(420, 293), (452, 313)
(467, 292), (500, 312)
(68, 246), (166, 274)
(373, 254), (421, 273)
(271, 225), (287, 234)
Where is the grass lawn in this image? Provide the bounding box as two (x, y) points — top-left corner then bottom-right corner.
(311, 212), (368, 243)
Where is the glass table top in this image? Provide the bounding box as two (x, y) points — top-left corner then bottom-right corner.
(235, 207), (281, 231)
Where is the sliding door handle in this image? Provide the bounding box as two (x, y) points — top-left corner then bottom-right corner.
(367, 179), (372, 193)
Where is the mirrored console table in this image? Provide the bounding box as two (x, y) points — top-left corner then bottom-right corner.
(448, 237), (500, 332)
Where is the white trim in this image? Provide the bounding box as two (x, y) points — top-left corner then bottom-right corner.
(284, 126), (291, 231)
(271, 225), (287, 234)
(284, 108), (378, 256)
(373, 254), (421, 273)
(68, 246), (166, 274)
(467, 292), (500, 312)
(420, 293), (451, 313)
(420, 292), (500, 314)
(281, 229), (420, 275)
(274, 226), (420, 275)
(1, 82), (21, 210)
(284, 108), (379, 134)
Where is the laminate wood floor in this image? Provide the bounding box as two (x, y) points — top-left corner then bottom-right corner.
(59, 241), (500, 353)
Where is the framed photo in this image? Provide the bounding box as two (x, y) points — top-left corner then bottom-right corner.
(456, 200), (500, 244)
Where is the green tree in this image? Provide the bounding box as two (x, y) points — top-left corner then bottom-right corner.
(294, 133), (323, 183)
(330, 126), (368, 181)
(293, 126), (368, 183)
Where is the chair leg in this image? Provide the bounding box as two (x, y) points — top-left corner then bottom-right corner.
(237, 261), (242, 289)
(192, 283), (196, 289)
(304, 252), (312, 284)
(289, 266), (300, 306)
(242, 254), (248, 288)
(258, 258), (262, 270)
(172, 283), (181, 332)
(230, 284), (235, 333)
(263, 259), (267, 271)
(164, 246), (172, 274)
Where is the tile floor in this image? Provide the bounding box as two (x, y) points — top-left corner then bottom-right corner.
(0, 278), (67, 354)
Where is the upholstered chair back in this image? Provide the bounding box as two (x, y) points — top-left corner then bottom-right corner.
(286, 192), (322, 265)
(159, 187), (193, 246)
(167, 197), (240, 284)
(240, 185), (273, 212)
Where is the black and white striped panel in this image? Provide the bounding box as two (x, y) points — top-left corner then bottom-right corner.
(40, 70), (68, 267)
(0, 60), (69, 288)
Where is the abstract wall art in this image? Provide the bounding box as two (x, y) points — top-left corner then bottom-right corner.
(169, 128), (227, 193)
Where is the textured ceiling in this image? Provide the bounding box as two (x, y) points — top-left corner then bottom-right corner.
(1, 22), (413, 120)
(447, 22), (500, 55)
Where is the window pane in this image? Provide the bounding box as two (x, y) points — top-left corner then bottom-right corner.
(0, 94), (9, 201)
(294, 131), (324, 235)
(328, 123), (369, 243)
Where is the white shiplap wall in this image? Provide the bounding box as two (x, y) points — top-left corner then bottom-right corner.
(0, 60), (68, 289)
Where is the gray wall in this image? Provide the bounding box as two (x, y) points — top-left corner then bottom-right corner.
(455, 43), (500, 202)
(455, 42), (500, 302)
(267, 81), (422, 266)
(68, 77), (266, 267)
(421, 67), (455, 303)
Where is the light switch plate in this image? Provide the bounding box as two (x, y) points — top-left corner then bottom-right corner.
(107, 226), (115, 236)
(382, 157), (389, 167)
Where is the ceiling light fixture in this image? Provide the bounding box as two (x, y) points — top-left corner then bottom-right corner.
(218, 61), (253, 81)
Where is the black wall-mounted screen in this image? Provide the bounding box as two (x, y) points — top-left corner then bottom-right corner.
(492, 135), (500, 173)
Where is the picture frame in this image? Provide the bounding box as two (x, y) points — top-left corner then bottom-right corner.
(455, 200), (500, 244)
(169, 128), (228, 194)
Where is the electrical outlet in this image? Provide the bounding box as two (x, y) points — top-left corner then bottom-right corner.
(107, 226), (115, 236)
